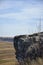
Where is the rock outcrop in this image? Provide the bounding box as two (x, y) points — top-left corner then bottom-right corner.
(13, 32), (43, 65)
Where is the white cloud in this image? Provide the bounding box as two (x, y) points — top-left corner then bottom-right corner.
(0, 23), (37, 37)
(0, 6), (43, 20)
(0, 24), (28, 36)
(0, 0), (43, 37)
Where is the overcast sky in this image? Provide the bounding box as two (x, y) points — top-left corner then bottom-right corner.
(0, 0), (43, 37)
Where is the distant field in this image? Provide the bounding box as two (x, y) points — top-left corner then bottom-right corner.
(0, 41), (19, 65)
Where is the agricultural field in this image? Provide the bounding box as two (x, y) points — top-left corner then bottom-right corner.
(0, 41), (19, 65)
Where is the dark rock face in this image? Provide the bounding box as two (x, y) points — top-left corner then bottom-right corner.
(13, 34), (43, 64)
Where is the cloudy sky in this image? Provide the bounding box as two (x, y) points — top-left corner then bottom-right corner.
(0, 0), (43, 37)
